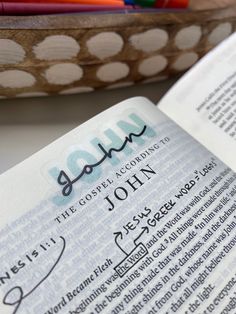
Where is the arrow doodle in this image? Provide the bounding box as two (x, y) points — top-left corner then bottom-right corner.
(134, 226), (149, 246)
(114, 231), (129, 256)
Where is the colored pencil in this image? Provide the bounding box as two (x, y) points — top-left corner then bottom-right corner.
(5, 0), (123, 2)
(0, 2), (131, 14)
(0, 0), (188, 15)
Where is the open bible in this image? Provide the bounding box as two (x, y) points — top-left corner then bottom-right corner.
(0, 33), (236, 314)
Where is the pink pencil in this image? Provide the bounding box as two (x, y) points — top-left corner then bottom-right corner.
(0, 2), (132, 14)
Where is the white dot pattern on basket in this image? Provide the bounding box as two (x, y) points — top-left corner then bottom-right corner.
(208, 23), (232, 45)
(138, 55), (168, 77)
(17, 92), (48, 98)
(44, 63), (83, 85)
(0, 70), (35, 88)
(173, 52), (198, 71)
(106, 81), (134, 89)
(97, 62), (129, 82)
(175, 25), (202, 49)
(33, 35), (80, 61)
(87, 32), (124, 59)
(0, 14), (232, 98)
(0, 39), (25, 64)
(129, 28), (168, 52)
(60, 86), (94, 94)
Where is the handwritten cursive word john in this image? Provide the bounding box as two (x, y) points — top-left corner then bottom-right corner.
(3, 236), (66, 314)
(57, 125), (147, 197)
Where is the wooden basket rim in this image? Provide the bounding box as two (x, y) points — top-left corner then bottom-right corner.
(0, 5), (236, 30)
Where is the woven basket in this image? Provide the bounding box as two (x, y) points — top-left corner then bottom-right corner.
(0, 5), (235, 98)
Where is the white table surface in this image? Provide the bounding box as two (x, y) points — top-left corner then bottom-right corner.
(0, 78), (176, 174)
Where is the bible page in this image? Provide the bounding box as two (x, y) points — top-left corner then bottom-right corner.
(159, 33), (236, 172)
(0, 97), (236, 314)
